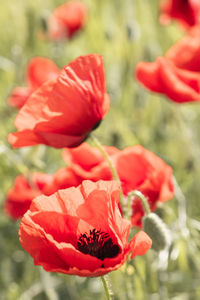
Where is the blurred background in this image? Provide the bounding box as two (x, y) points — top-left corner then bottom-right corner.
(0, 0), (200, 299)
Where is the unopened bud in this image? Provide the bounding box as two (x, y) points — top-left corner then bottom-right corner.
(143, 213), (170, 252)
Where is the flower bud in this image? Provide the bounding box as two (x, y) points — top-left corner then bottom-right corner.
(143, 213), (170, 251)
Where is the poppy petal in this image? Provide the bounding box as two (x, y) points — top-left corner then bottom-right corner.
(27, 57), (59, 89)
(8, 55), (109, 149)
(130, 231), (152, 259)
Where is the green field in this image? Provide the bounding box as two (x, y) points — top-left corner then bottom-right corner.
(0, 0), (200, 299)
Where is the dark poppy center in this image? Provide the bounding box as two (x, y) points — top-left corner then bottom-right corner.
(77, 229), (120, 261)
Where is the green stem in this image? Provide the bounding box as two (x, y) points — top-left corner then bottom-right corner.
(0, 142), (29, 174)
(125, 193), (133, 219)
(39, 268), (59, 300)
(173, 176), (189, 238)
(90, 134), (119, 182)
(128, 190), (150, 216)
(90, 134), (124, 210)
(101, 276), (112, 300)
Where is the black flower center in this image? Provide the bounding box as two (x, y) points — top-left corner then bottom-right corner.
(77, 229), (120, 261)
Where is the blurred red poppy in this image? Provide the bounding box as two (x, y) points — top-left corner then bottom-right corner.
(48, 1), (87, 40)
(160, 0), (200, 29)
(5, 173), (53, 220)
(7, 87), (32, 109)
(8, 54), (110, 149)
(136, 26), (200, 103)
(94, 145), (174, 227)
(166, 25), (200, 71)
(19, 180), (151, 276)
(44, 143), (119, 195)
(8, 57), (59, 109)
(44, 143), (173, 227)
(136, 56), (200, 103)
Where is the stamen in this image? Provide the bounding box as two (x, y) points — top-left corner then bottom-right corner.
(77, 229), (120, 261)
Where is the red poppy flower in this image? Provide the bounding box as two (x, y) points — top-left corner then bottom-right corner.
(27, 57), (60, 89)
(166, 25), (200, 72)
(5, 173), (53, 220)
(44, 143), (119, 195)
(93, 145), (174, 227)
(136, 56), (200, 103)
(8, 54), (110, 149)
(8, 57), (59, 109)
(159, 0), (200, 29)
(48, 1), (87, 40)
(19, 180), (152, 276)
(44, 143), (173, 227)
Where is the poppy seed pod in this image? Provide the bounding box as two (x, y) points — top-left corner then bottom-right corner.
(143, 213), (170, 251)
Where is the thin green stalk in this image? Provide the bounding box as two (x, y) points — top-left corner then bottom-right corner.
(90, 134), (119, 182)
(101, 276), (112, 300)
(90, 134), (124, 210)
(132, 260), (148, 300)
(126, 193), (133, 219)
(0, 143), (29, 174)
(173, 176), (189, 238)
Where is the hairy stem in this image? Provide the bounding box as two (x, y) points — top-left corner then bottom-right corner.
(101, 276), (113, 300)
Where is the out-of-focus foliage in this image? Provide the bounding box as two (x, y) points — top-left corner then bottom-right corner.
(0, 0), (200, 299)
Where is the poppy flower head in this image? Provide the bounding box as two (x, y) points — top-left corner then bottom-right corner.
(7, 57), (59, 109)
(4, 173), (53, 220)
(19, 180), (151, 276)
(136, 25), (200, 104)
(160, 0), (200, 29)
(136, 56), (200, 103)
(48, 1), (87, 40)
(166, 25), (200, 72)
(45, 144), (173, 228)
(8, 54), (110, 149)
(115, 146), (174, 226)
(93, 145), (174, 227)
(26, 57), (60, 89)
(51, 143), (173, 228)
